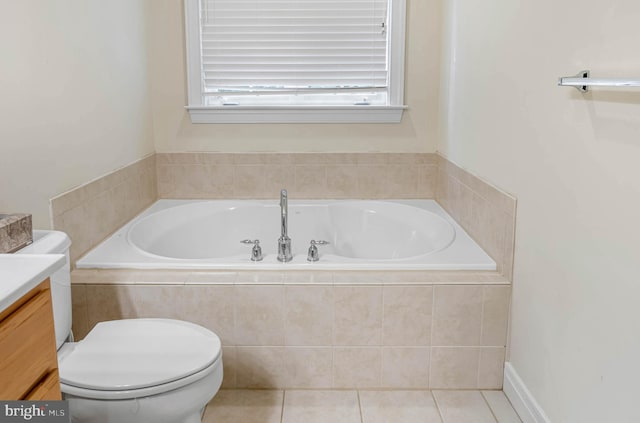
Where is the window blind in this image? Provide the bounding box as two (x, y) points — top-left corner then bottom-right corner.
(200, 0), (389, 98)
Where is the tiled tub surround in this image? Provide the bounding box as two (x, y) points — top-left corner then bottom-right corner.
(156, 153), (438, 200)
(49, 152), (515, 280)
(436, 155), (517, 281)
(154, 152), (515, 278)
(51, 155), (157, 265)
(71, 270), (510, 390)
(56, 152), (516, 391)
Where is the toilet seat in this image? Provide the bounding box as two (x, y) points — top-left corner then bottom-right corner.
(59, 318), (222, 400)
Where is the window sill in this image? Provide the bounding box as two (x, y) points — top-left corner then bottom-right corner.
(185, 106), (407, 124)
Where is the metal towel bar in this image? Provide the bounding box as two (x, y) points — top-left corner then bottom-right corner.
(558, 70), (640, 93)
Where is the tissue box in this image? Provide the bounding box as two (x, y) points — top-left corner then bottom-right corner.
(0, 214), (33, 253)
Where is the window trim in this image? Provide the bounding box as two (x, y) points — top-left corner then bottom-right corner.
(184, 0), (407, 124)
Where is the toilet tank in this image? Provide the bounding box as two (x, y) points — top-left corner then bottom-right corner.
(17, 230), (72, 350)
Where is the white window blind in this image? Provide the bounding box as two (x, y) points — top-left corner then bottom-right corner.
(199, 0), (390, 106)
(184, 0), (406, 123)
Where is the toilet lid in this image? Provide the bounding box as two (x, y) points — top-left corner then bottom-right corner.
(59, 319), (221, 391)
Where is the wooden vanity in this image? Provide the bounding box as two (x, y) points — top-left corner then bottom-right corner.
(0, 254), (65, 400)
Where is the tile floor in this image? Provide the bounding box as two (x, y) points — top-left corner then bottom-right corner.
(203, 389), (522, 423)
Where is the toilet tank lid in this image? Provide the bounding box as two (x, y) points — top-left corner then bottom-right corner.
(18, 230), (71, 255)
(59, 319), (221, 391)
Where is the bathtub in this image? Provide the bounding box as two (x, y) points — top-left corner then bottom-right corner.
(76, 199), (495, 271)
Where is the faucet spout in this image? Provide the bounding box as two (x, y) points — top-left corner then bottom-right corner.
(280, 189), (288, 238)
(278, 189), (293, 262)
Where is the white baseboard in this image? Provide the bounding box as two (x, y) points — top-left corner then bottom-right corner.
(503, 362), (552, 423)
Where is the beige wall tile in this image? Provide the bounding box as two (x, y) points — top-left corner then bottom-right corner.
(156, 153), (440, 201)
(387, 165), (419, 198)
(334, 286), (382, 346)
(383, 286), (432, 346)
(71, 284), (90, 341)
(52, 155), (156, 266)
(51, 186), (89, 217)
(85, 285), (138, 329)
(357, 165), (389, 198)
(435, 155), (516, 281)
(180, 285), (235, 345)
(221, 346), (237, 389)
(503, 215), (516, 282)
(359, 391), (442, 423)
(198, 153), (235, 165)
(285, 286), (333, 346)
(234, 165), (266, 198)
(294, 165), (327, 198)
(236, 347), (286, 388)
(134, 285), (183, 320)
(381, 347), (430, 389)
(236, 347), (332, 389)
(333, 347), (382, 389)
(156, 153), (199, 165)
(481, 286), (511, 346)
(54, 205), (91, 266)
(205, 165), (235, 198)
(264, 166), (296, 195)
(282, 390), (360, 423)
(417, 165), (437, 198)
(235, 286), (285, 346)
(478, 347), (505, 389)
(234, 154), (270, 165)
(430, 347), (480, 389)
(432, 286), (483, 346)
(432, 390), (496, 423)
(356, 153), (389, 165)
(282, 347), (333, 388)
(326, 165), (359, 198)
(204, 390), (283, 423)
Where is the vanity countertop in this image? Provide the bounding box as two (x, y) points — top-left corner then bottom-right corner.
(0, 254), (65, 313)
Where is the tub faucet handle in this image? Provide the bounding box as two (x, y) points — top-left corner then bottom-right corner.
(307, 240), (330, 262)
(241, 239), (263, 262)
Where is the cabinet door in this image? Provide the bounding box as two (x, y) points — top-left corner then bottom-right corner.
(25, 370), (62, 400)
(0, 285), (59, 399)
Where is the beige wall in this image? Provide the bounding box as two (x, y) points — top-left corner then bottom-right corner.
(146, 0), (442, 153)
(439, 0), (640, 421)
(0, 1), (155, 229)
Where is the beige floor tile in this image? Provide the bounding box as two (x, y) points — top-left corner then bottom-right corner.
(282, 390), (361, 423)
(359, 391), (443, 423)
(203, 390), (283, 423)
(482, 391), (522, 423)
(432, 390), (496, 423)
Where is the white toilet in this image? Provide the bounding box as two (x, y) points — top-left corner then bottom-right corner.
(19, 231), (223, 423)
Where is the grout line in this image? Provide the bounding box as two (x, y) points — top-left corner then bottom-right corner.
(280, 390), (286, 423)
(356, 390), (365, 423)
(429, 286), (436, 388)
(480, 391), (500, 423)
(431, 390), (446, 423)
(478, 286), (487, 388)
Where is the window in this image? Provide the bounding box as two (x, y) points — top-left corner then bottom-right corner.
(184, 0), (407, 123)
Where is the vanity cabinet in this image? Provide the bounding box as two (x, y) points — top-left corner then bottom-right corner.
(0, 279), (61, 400)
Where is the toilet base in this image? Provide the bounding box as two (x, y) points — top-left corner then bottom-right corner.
(64, 362), (222, 423)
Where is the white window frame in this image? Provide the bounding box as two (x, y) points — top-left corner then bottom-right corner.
(184, 0), (407, 124)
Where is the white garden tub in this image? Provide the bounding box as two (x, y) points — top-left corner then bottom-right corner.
(76, 200), (495, 271)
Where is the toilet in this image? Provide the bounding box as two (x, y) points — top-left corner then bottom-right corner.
(19, 231), (223, 423)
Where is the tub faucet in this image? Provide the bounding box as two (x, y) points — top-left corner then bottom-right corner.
(278, 189), (293, 262)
